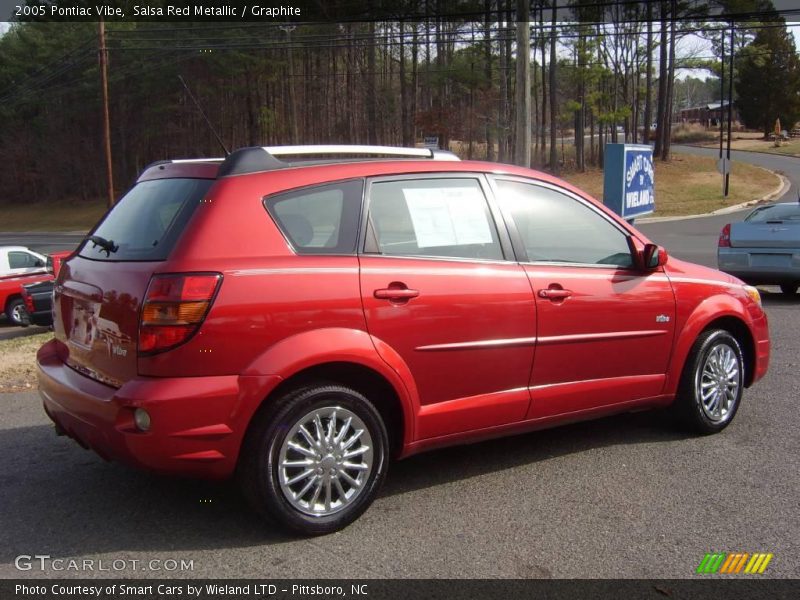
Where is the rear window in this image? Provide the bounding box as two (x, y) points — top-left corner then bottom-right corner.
(79, 178), (213, 261)
(745, 204), (800, 223)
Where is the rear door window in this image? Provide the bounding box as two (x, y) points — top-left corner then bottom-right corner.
(365, 178), (504, 261)
(78, 178), (213, 261)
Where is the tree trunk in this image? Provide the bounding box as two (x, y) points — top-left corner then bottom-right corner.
(498, 6), (509, 162)
(643, 9), (653, 144)
(515, 3), (531, 167)
(539, 7), (547, 165)
(411, 23), (419, 146)
(484, 0), (495, 161)
(367, 22), (378, 145)
(548, 1), (558, 174)
(654, 2), (668, 157)
(576, 27), (585, 171)
(662, 0), (677, 161)
(505, 5), (514, 158)
(400, 22), (411, 147)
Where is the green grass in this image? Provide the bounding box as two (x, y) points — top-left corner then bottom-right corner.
(0, 201), (106, 232)
(561, 154), (780, 217)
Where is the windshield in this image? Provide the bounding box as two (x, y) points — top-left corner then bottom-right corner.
(79, 178), (213, 261)
(745, 204), (800, 223)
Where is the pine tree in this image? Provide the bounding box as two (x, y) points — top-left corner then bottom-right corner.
(735, 24), (800, 135)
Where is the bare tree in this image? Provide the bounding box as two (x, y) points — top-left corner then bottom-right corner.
(515, 2), (532, 167)
(549, 0), (558, 173)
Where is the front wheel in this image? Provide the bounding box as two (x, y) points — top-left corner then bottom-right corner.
(780, 283), (798, 296)
(672, 329), (744, 434)
(238, 383), (389, 535)
(5, 298), (29, 326)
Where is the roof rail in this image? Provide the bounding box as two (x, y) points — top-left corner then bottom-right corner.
(217, 145), (459, 177)
(170, 158), (225, 163)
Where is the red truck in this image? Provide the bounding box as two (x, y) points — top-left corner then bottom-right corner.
(1, 247), (70, 325)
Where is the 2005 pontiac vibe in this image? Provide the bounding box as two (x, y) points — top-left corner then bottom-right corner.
(38, 145), (769, 535)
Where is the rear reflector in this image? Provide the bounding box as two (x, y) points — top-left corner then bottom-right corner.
(22, 290), (35, 313)
(139, 273), (221, 355)
(718, 224), (731, 247)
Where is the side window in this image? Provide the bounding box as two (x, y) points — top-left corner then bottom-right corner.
(8, 251), (41, 269)
(495, 179), (633, 268)
(366, 178), (503, 261)
(265, 179), (363, 254)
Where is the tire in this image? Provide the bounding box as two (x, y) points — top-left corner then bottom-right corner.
(238, 383), (389, 536)
(672, 329), (744, 434)
(779, 283), (798, 296)
(5, 298), (29, 326)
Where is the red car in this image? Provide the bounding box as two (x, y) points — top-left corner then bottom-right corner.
(38, 146), (769, 535)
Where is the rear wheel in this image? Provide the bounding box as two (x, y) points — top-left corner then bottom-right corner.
(238, 383), (389, 535)
(672, 329), (744, 434)
(5, 298), (29, 326)
(779, 283), (798, 296)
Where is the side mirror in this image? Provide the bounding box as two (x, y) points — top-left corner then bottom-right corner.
(643, 243), (668, 269)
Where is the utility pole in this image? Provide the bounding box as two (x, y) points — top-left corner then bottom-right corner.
(280, 25), (299, 144)
(515, 0), (531, 168)
(725, 24), (735, 197)
(719, 25), (725, 177)
(98, 18), (114, 207)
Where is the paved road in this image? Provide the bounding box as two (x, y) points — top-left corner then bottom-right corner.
(1, 149), (798, 579)
(0, 232), (84, 255)
(1, 290), (798, 579)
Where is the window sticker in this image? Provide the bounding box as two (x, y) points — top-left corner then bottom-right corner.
(402, 186), (493, 248)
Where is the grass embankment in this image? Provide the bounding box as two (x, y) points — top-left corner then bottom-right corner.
(0, 333), (52, 392)
(0, 201), (106, 232)
(561, 154), (779, 217)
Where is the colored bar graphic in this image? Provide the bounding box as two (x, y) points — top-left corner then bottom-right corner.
(698, 552), (773, 575)
(696, 553), (726, 574)
(744, 553), (774, 574)
(733, 553), (750, 573)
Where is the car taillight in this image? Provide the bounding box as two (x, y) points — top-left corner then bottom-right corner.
(718, 224), (731, 247)
(22, 290), (35, 313)
(138, 273), (221, 355)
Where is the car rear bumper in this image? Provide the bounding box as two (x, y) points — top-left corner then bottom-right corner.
(718, 248), (800, 284)
(37, 339), (281, 479)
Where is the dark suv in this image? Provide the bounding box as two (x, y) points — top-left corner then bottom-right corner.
(38, 145), (769, 534)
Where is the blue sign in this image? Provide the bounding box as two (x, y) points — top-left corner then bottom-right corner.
(603, 144), (655, 220)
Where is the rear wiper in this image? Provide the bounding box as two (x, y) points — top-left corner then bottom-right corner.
(87, 235), (119, 256)
(765, 220), (785, 224)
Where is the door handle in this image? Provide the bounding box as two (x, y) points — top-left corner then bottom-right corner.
(538, 288), (572, 300)
(374, 285), (419, 301)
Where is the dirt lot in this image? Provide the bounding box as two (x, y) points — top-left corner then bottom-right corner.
(0, 332), (51, 392)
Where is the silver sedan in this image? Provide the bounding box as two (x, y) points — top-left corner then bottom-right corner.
(718, 202), (800, 295)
